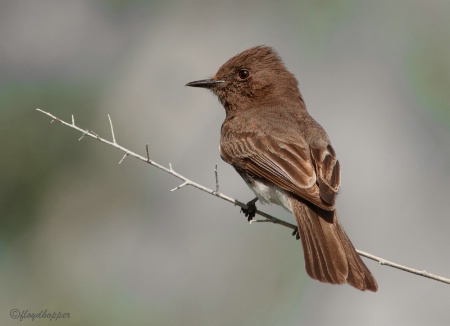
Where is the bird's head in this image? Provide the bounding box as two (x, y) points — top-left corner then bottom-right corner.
(186, 46), (303, 113)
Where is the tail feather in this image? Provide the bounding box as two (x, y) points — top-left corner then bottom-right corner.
(334, 218), (378, 291)
(297, 203), (331, 282)
(290, 197), (378, 292)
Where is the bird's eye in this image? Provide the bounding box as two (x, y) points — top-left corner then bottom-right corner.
(238, 69), (250, 80)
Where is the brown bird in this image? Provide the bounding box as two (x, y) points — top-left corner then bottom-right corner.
(186, 45), (377, 291)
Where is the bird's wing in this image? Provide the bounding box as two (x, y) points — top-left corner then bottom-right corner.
(310, 144), (340, 206)
(220, 134), (340, 210)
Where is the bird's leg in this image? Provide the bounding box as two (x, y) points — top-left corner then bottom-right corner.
(292, 227), (300, 240)
(241, 197), (258, 222)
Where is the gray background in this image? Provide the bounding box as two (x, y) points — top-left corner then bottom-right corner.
(1, 1), (450, 325)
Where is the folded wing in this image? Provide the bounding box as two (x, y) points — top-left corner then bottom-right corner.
(220, 133), (340, 210)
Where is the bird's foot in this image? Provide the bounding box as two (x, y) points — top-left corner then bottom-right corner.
(292, 227), (300, 240)
(241, 197), (258, 222)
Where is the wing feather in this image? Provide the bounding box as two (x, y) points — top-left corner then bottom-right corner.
(221, 133), (340, 210)
(310, 145), (340, 206)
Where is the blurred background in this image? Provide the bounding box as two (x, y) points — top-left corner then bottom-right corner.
(1, 1), (450, 325)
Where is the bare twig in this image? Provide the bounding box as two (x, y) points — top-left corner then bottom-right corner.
(36, 108), (450, 286)
(356, 250), (450, 285)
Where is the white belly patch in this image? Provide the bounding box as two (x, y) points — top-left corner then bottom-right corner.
(249, 179), (292, 212)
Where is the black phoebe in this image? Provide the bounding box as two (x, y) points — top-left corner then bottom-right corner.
(186, 46), (377, 291)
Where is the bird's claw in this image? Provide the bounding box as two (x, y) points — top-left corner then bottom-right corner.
(241, 197), (258, 222)
(292, 227), (300, 240)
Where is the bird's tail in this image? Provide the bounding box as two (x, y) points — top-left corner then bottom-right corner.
(289, 197), (377, 292)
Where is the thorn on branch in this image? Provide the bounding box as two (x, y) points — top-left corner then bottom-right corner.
(146, 144), (150, 162)
(71, 115), (75, 126)
(118, 153), (128, 164)
(169, 163), (173, 171)
(214, 164), (220, 195)
(78, 133), (86, 141)
(170, 181), (189, 192)
(108, 114), (116, 144)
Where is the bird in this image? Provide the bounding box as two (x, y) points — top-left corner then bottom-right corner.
(186, 45), (377, 291)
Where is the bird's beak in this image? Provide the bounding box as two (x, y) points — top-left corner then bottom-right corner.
(185, 79), (224, 89)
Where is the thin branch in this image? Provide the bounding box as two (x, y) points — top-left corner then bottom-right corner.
(36, 108), (450, 286)
(356, 250), (450, 285)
